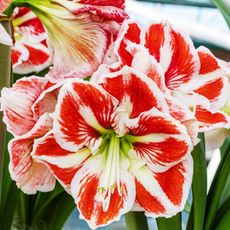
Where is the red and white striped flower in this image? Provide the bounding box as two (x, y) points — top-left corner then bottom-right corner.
(0, 76), (64, 193)
(11, 7), (52, 74)
(105, 20), (230, 132)
(32, 66), (194, 228)
(13, 0), (128, 82)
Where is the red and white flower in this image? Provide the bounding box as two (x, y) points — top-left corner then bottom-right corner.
(105, 20), (230, 132)
(13, 0), (128, 82)
(0, 76), (64, 193)
(11, 7), (52, 74)
(32, 66), (193, 228)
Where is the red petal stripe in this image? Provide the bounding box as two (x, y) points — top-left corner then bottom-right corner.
(144, 23), (165, 62)
(135, 179), (165, 214)
(155, 162), (185, 205)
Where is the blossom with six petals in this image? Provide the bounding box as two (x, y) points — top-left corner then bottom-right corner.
(32, 66), (193, 228)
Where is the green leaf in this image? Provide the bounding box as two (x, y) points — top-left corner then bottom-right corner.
(0, 132), (20, 229)
(204, 136), (230, 230)
(213, 0), (230, 28)
(125, 212), (149, 230)
(31, 183), (64, 226)
(156, 213), (182, 230)
(45, 192), (75, 229)
(186, 133), (207, 230)
(216, 209), (230, 230)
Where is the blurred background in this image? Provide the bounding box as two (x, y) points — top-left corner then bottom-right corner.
(64, 1), (229, 229)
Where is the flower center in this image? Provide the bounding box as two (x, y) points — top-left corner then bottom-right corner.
(96, 133), (131, 211)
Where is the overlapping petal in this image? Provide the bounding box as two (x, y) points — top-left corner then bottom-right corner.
(12, 7), (52, 74)
(132, 155), (193, 217)
(71, 155), (135, 229)
(0, 76), (48, 136)
(127, 108), (192, 172)
(32, 131), (91, 192)
(8, 113), (55, 194)
(53, 79), (118, 151)
(16, 0), (128, 81)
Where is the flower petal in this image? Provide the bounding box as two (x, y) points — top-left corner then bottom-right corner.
(12, 41), (51, 74)
(144, 21), (199, 89)
(133, 155), (193, 217)
(0, 24), (12, 46)
(8, 113), (55, 194)
(32, 80), (65, 119)
(114, 21), (141, 66)
(32, 131), (91, 192)
(53, 79), (118, 152)
(0, 76), (48, 136)
(195, 106), (230, 132)
(93, 66), (169, 119)
(127, 108), (192, 172)
(71, 156), (135, 229)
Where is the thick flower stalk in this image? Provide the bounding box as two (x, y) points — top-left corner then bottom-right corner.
(11, 7), (52, 74)
(32, 66), (194, 228)
(0, 76), (65, 193)
(103, 20), (230, 133)
(11, 0), (128, 82)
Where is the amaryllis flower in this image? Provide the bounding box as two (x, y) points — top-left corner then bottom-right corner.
(32, 66), (193, 228)
(106, 20), (230, 132)
(11, 7), (52, 74)
(0, 22), (12, 46)
(0, 76), (64, 193)
(12, 0), (128, 82)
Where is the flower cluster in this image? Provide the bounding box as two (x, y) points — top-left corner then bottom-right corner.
(1, 0), (230, 229)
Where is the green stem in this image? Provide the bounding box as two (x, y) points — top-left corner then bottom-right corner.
(204, 137), (230, 230)
(156, 213), (182, 230)
(125, 212), (149, 230)
(0, 19), (12, 213)
(186, 133), (207, 230)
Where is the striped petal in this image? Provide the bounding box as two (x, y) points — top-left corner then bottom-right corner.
(53, 79), (118, 152)
(8, 113), (55, 194)
(114, 21), (141, 66)
(133, 156), (193, 217)
(0, 76), (48, 136)
(93, 66), (169, 120)
(127, 108), (192, 172)
(32, 131), (91, 192)
(32, 80), (65, 119)
(12, 41), (51, 75)
(53, 0), (128, 23)
(71, 155), (135, 229)
(144, 21), (199, 89)
(13, 7), (47, 42)
(195, 106), (230, 132)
